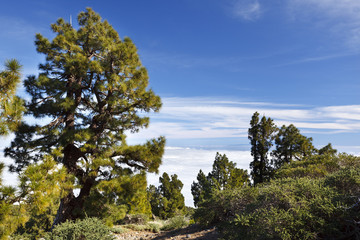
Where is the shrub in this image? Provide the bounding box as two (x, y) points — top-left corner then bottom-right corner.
(121, 214), (149, 225)
(147, 222), (161, 233)
(220, 178), (343, 240)
(195, 176), (360, 240)
(45, 217), (114, 240)
(161, 216), (189, 231)
(194, 186), (258, 226)
(110, 226), (128, 234)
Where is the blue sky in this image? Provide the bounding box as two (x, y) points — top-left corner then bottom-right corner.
(0, 0), (359, 206)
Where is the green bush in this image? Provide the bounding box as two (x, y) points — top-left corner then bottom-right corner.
(121, 214), (149, 225)
(9, 233), (32, 240)
(147, 222), (161, 233)
(195, 174), (360, 239)
(110, 226), (129, 234)
(220, 178), (343, 240)
(45, 217), (114, 240)
(161, 216), (189, 231)
(194, 186), (258, 226)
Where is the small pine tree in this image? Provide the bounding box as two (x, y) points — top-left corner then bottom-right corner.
(318, 143), (337, 156)
(272, 124), (315, 169)
(191, 153), (249, 207)
(148, 173), (185, 219)
(0, 59), (25, 239)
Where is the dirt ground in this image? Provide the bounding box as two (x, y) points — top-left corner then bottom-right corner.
(114, 224), (221, 240)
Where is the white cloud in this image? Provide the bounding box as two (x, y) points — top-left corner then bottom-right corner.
(147, 147), (251, 207)
(2, 97), (360, 206)
(129, 97), (360, 142)
(231, 0), (263, 21)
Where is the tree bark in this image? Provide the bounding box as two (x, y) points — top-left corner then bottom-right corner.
(52, 144), (95, 228)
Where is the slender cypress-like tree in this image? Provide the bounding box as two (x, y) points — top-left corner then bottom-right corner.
(5, 8), (165, 226)
(248, 112), (277, 185)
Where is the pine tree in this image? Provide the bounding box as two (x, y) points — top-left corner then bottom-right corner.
(148, 172), (185, 219)
(191, 153), (249, 207)
(14, 156), (70, 237)
(0, 59), (25, 239)
(191, 169), (212, 207)
(318, 143), (337, 156)
(0, 163), (27, 240)
(0, 59), (24, 135)
(84, 170), (152, 225)
(209, 153), (248, 190)
(147, 184), (161, 217)
(272, 124), (315, 169)
(248, 112), (277, 185)
(5, 8), (165, 226)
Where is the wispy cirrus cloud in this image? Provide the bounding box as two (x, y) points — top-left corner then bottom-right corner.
(229, 0), (263, 21)
(129, 97), (360, 141)
(273, 51), (360, 67)
(287, 0), (360, 50)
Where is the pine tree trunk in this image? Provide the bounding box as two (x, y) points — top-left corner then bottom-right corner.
(52, 192), (77, 227)
(52, 144), (95, 228)
(52, 177), (95, 227)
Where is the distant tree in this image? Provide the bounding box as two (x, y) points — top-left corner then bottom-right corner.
(191, 169), (212, 207)
(191, 153), (249, 207)
(272, 124), (315, 169)
(0, 59), (24, 135)
(248, 112), (277, 185)
(5, 8), (165, 226)
(209, 153), (249, 190)
(159, 173), (185, 218)
(148, 172), (185, 219)
(147, 184), (161, 217)
(318, 143), (337, 156)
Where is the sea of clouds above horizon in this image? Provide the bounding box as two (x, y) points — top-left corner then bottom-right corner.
(1, 97), (359, 206)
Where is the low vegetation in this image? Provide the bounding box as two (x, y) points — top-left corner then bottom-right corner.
(114, 215), (190, 234)
(45, 218), (115, 240)
(194, 153), (360, 239)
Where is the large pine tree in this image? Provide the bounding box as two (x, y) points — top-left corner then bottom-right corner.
(5, 8), (165, 226)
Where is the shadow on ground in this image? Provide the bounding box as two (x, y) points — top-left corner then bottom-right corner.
(152, 224), (220, 240)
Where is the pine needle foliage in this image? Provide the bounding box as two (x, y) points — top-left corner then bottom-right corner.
(0, 59), (24, 135)
(5, 8), (165, 225)
(0, 59), (25, 239)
